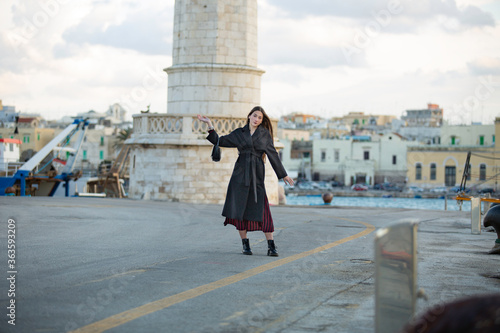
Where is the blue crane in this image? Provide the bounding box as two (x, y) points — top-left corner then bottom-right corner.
(0, 118), (89, 196)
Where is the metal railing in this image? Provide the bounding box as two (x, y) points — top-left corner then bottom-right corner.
(1, 161), (24, 176)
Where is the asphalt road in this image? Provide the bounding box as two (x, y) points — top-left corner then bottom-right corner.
(0, 197), (498, 333)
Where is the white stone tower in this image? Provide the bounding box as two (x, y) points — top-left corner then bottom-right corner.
(126, 0), (282, 205)
(165, 0), (264, 116)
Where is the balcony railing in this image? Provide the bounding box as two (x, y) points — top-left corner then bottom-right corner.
(131, 113), (277, 138)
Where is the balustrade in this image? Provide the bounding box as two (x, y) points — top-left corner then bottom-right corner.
(132, 113), (277, 137)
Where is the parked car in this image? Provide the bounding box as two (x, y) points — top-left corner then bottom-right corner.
(407, 186), (424, 192)
(351, 184), (368, 191)
(373, 182), (402, 192)
(430, 186), (448, 193)
(449, 186), (471, 194)
(478, 187), (495, 194)
(385, 184), (402, 192)
(315, 181), (332, 190)
(296, 181), (314, 190)
(331, 180), (344, 187)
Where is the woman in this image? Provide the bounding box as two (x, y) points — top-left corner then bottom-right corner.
(198, 106), (294, 256)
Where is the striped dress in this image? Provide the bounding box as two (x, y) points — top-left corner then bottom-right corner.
(223, 196), (274, 233)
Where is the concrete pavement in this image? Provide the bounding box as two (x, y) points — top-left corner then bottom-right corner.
(0, 197), (499, 332)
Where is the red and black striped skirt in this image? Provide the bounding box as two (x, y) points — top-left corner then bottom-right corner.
(224, 196), (274, 233)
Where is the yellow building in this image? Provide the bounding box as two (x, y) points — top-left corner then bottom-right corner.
(407, 118), (500, 191)
(0, 127), (55, 158)
(277, 128), (310, 141)
(331, 111), (396, 127)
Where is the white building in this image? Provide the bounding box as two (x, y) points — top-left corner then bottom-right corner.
(53, 124), (120, 176)
(440, 123), (495, 146)
(0, 100), (18, 127)
(78, 127), (116, 172)
(0, 138), (21, 171)
(281, 133), (412, 185)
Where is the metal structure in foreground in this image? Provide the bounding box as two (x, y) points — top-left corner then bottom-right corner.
(375, 221), (418, 333)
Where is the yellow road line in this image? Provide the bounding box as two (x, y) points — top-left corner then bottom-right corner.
(71, 218), (375, 333)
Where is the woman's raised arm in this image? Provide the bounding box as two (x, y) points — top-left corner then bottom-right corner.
(197, 114), (214, 129)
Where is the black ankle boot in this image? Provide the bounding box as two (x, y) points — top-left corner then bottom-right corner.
(242, 238), (252, 255)
(267, 240), (278, 257)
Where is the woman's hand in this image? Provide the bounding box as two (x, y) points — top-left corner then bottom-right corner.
(197, 114), (213, 128)
(283, 176), (294, 186)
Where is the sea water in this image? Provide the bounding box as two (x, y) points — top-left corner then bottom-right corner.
(285, 194), (474, 211)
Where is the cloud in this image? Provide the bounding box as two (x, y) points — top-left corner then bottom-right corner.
(258, 14), (370, 68)
(0, 33), (22, 74)
(61, 1), (173, 56)
(1, 0), (499, 125)
(260, 38), (361, 68)
(258, 0), (498, 70)
(265, 0), (394, 19)
(458, 4), (496, 27)
(265, 0), (495, 29)
(467, 57), (500, 75)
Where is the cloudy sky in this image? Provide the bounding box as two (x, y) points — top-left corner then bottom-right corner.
(1, 0), (499, 124)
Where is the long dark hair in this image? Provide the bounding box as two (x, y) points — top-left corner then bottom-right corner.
(247, 106), (273, 162)
(247, 106), (273, 138)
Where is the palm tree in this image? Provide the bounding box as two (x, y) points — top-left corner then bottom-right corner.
(113, 127), (133, 150)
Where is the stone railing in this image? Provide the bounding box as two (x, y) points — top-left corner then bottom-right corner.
(133, 114), (183, 135)
(132, 113), (278, 138)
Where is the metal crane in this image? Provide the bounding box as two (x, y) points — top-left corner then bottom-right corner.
(0, 118), (89, 196)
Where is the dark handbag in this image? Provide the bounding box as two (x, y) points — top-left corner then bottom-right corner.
(211, 137), (221, 162)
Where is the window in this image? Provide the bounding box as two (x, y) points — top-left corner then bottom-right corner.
(100, 150), (104, 160)
(363, 151), (369, 160)
(334, 150), (339, 163)
(100, 136), (104, 146)
(392, 155), (397, 165)
(83, 150), (87, 161)
(479, 136), (484, 145)
(37, 133), (40, 141)
(416, 163), (422, 180)
(430, 163), (436, 180)
(493, 135), (495, 143)
(23, 135), (30, 143)
(445, 166), (456, 186)
(451, 136), (456, 145)
(303, 152), (310, 159)
(321, 150), (326, 162)
(480, 164), (486, 181)
(9, 143), (14, 152)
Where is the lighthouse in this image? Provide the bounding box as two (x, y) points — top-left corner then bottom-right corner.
(127, 0), (281, 204)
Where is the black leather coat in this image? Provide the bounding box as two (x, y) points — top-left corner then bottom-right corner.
(206, 124), (287, 222)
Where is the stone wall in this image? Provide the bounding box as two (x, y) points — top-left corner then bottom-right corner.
(128, 142), (280, 205)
